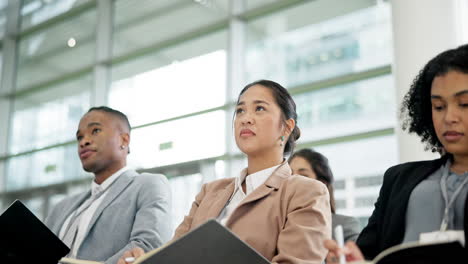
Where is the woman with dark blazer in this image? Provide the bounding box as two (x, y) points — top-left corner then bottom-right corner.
(289, 148), (361, 242)
(119, 80), (331, 264)
(326, 44), (468, 262)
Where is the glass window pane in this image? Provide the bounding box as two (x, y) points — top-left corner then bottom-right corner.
(17, 8), (96, 91)
(245, 0), (392, 90)
(109, 31), (227, 127)
(170, 173), (202, 229)
(113, 0), (228, 57)
(128, 111), (226, 168)
(295, 74), (396, 143)
(9, 74), (92, 154)
(20, 0), (91, 30)
(312, 135), (398, 219)
(5, 144), (87, 191)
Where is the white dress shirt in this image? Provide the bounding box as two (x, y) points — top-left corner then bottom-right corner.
(59, 166), (130, 257)
(217, 164), (280, 225)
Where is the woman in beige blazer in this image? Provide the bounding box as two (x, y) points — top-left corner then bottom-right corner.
(119, 80), (331, 264)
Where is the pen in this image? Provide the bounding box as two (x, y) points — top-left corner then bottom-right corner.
(124, 257), (135, 263)
(334, 225), (346, 264)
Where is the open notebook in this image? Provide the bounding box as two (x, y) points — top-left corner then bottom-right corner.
(0, 200), (70, 264)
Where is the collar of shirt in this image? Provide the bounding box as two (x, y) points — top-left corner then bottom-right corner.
(91, 165), (130, 196)
(235, 164), (281, 195)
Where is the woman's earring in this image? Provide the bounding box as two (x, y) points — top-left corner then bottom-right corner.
(120, 145), (126, 150)
(280, 136), (285, 147)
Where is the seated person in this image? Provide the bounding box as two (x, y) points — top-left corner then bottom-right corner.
(45, 106), (172, 264)
(325, 44), (468, 262)
(119, 80), (331, 264)
(289, 148), (360, 242)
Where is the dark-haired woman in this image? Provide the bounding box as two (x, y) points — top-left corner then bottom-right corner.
(119, 80), (331, 264)
(325, 44), (468, 262)
(289, 149), (360, 242)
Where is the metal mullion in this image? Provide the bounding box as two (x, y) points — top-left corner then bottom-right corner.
(236, 0), (309, 21)
(0, 0), (21, 190)
(92, 0), (113, 106)
(110, 20), (229, 66)
(132, 105), (229, 130)
(3, 65), (94, 99)
(296, 128), (395, 149)
(18, 0), (97, 39)
(288, 65), (392, 96)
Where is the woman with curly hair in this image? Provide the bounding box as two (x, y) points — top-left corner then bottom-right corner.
(325, 44), (468, 262)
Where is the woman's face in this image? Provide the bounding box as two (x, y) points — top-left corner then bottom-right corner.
(289, 156), (317, 179)
(234, 85), (286, 156)
(431, 70), (468, 157)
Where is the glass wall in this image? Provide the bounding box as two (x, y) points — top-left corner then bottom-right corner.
(0, 0), (395, 229)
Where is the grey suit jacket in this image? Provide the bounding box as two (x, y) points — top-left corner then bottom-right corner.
(45, 170), (172, 264)
(332, 213), (360, 242)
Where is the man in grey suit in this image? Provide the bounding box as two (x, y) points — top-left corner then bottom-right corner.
(45, 106), (172, 264)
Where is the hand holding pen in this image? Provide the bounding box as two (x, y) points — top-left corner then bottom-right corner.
(324, 225), (364, 263)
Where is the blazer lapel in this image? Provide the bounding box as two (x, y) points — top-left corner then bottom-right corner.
(54, 191), (90, 234)
(81, 170), (136, 240)
(225, 162), (290, 227)
(205, 180), (236, 219)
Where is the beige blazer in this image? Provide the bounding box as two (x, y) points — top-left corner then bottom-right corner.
(173, 162), (331, 264)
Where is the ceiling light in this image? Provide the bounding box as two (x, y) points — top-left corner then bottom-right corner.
(67, 37), (76, 48)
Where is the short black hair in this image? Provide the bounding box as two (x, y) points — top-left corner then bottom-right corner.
(400, 44), (468, 153)
(87, 106), (131, 132)
(237, 80), (301, 156)
(289, 148), (336, 213)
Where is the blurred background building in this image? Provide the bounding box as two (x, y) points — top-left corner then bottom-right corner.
(0, 0), (467, 232)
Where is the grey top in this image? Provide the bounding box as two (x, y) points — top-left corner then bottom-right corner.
(403, 160), (468, 243)
(332, 213), (360, 242)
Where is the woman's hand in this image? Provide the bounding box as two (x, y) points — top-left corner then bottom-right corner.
(117, 247), (145, 264)
(324, 239), (365, 263)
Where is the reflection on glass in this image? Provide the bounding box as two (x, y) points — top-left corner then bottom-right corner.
(170, 173), (202, 230)
(128, 111), (225, 169)
(113, 0), (228, 56)
(21, 0), (91, 30)
(6, 144), (87, 191)
(246, 2), (392, 89)
(10, 76), (91, 154)
(17, 9), (96, 90)
(110, 49), (226, 127)
(295, 75), (395, 143)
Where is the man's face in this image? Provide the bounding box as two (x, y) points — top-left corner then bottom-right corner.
(76, 111), (127, 175)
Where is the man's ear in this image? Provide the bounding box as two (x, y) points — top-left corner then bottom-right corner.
(121, 132), (130, 153)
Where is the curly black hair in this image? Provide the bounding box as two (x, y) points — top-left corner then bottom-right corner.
(400, 44), (468, 153)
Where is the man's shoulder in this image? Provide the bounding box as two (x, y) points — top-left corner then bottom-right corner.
(132, 172), (169, 185)
(128, 172), (171, 200)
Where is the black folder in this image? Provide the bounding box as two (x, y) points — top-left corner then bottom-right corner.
(138, 219), (270, 264)
(0, 200), (70, 264)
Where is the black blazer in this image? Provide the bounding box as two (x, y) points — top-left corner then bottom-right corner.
(356, 155), (468, 259)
